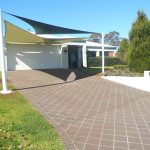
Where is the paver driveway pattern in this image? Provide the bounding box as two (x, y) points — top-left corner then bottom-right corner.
(8, 69), (150, 150)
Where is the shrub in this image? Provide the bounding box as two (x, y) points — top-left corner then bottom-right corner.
(87, 57), (124, 67)
(113, 65), (128, 70)
(104, 64), (143, 76)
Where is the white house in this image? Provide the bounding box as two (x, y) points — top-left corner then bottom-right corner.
(5, 42), (118, 71)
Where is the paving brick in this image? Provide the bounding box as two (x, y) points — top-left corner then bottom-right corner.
(8, 69), (150, 150)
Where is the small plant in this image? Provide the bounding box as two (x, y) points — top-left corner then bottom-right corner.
(104, 65), (143, 76)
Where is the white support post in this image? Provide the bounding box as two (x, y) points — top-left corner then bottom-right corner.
(0, 9), (11, 94)
(96, 50), (100, 57)
(102, 32), (105, 73)
(82, 44), (87, 67)
(60, 45), (63, 68)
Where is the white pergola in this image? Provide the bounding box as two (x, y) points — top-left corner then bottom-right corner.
(0, 9), (105, 94)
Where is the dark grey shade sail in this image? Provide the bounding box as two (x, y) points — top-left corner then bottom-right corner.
(4, 12), (96, 34)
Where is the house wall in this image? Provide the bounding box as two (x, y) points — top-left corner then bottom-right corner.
(6, 44), (62, 71)
(108, 51), (114, 57)
(87, 48), (117, 58)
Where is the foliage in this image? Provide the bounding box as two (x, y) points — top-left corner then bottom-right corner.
(79, 66), (113, 75)
(116, 38), (129, 62)
(87, 56), (124, 67)
(0, 85), (64, 150)
(105, 31), (120, 46)
(89, 31), (120, 46)
(79, 67), (102, 75)
(126, 10), (150, 72)
(89, 33), (101, 43)
(113, 64), (128, 70)
(104, 65), (143, 76)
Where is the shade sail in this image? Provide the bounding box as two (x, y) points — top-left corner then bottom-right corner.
(4, 21), (86, 44)
(4, 21), (44, 44)
(4, 12), (94, 34)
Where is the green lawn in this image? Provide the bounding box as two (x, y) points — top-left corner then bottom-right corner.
(0, 82), (64, 150)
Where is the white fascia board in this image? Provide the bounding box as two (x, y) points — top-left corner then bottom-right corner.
(86, 44), (117, 48)
(65, 41), (118, 49)
(65, 42), (85, 46)
(37, 34), (75, 39)
(87, 48), (116, 52)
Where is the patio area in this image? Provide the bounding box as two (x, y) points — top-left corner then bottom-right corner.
(8, 69), (150, 150)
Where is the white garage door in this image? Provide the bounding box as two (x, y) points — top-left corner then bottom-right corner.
(7, 44), (62, 70)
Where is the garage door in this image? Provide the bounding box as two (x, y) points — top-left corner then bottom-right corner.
(7, 44), (62, 70)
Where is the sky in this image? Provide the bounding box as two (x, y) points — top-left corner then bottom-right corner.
(0, 0), (150, 38)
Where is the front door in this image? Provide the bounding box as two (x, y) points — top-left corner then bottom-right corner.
(68, 46), (78, 68)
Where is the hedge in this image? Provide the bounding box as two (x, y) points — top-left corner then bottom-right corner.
(87, 57), (124, 67)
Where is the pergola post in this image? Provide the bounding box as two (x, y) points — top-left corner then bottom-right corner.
(96, 50), (100, 57)
(0, 9), (11, 94)
(82, 44), (87, 67)
(102, 32), (105, 73)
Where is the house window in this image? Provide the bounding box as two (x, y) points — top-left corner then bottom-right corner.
(99, 51), (109, 56)
(87, 51), (96, 57)
(105, 51), (109, 56)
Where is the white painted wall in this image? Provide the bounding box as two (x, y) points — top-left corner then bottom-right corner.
(96, 50), (100, 57)
(82, 44), (87, 67)
(6, 44), (62, 70)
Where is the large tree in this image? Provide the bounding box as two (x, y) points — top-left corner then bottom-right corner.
(126, 10), (150, 72)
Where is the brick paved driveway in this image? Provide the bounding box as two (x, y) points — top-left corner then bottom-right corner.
(8, 69), (150, 150)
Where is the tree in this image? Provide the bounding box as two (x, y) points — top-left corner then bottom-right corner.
(105, 31), (120, 46)
(126, 10), (150, 72)
(116, 38), (129, 63)
(89, 33), (101, 43)
(89, 31), (120, 46)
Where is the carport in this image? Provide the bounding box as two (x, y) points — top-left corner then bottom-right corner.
(0, 10), (105, 94)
